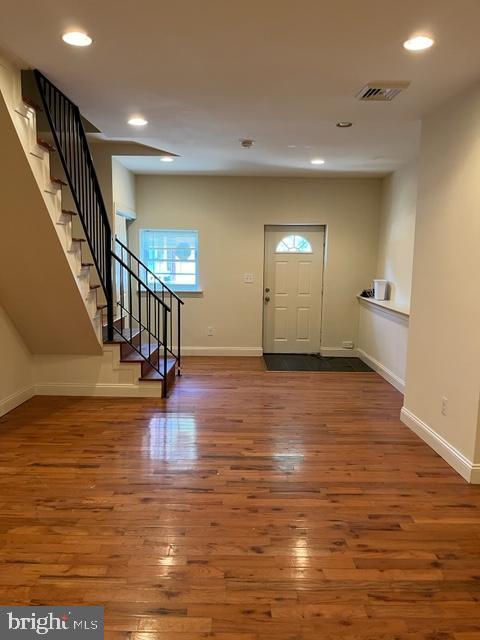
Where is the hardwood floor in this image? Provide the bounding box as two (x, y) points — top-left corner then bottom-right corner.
(1, 357), (480, 639)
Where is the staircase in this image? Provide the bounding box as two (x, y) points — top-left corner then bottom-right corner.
(23, 70), (182, 397)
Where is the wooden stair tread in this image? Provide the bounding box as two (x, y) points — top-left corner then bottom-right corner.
(62, 209), (77, 216)
(121, 342), (161, 362)
(97, 304), (108, 310)
(81, 262), (94, 267)
(103, 326), (141, 343)
(72, 237), (86, 242)
(50, 176), (68, 186)
(22, 96), (43, 111)
(37, 138), (56, 152)
(140, 359), (176, 381)
(89, 284), (101, 290)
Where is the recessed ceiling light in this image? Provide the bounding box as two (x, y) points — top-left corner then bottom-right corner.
(336, 121), (353, 128)
(62, 31), (92, 47)
(160, 156), (174, 162)
(403, 35), (434, 51)
(127, 117), (148, 126)
(310, 158), (325, 165)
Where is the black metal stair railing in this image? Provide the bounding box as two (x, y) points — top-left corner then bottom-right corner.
(33, 69), (182, 391)
(33, 69), (114, 338)
(113, 254), (170, 379)
(115, 237), (184, 374)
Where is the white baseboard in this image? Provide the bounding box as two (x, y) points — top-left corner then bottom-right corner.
(357, 348), (405, 393)
(471, 465), (480, 484)
(400, 406), (479, 484)
(183, 346), (360, 358)
(0, 385), (35, 417)
(182, 346), (263, 357)
(35, 382), (162, 398)
(319, 347), (358, 357)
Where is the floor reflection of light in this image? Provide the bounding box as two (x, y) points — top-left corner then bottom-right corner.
(292, 537), (310, 567)
(148, 414), (197, 461)
(272, 451), (304, 471)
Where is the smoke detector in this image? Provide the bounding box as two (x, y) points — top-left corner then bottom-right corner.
(239, 138), (255, 148)
(356, 81), (410, 102)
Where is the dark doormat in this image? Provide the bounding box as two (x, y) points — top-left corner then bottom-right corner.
(263, 353), (373, 372)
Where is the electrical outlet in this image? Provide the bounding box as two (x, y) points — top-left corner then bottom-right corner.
(207, 326), (214, 336)
(342, 340), (354, 349)
(243, 273), (254, 284)
(441, 397), (448, 416)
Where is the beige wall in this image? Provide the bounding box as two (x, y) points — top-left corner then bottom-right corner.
(32, 347), (161, 398)
(403, 82), (480, 479)
(90, 142), (126, 225)
(357, 301), (409, 392)
(376, 161), (417, 307)
(90, 142), (171, 227)
(112, 159), (136, 218)
(0, 304), (34, 416)
(357, 161), (417, 391)
(129, 176), (381, 354)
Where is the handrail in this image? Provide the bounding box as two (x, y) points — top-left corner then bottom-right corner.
(34, 69), (114, 340)
(115, 237), (184, 305)
(112, 255), (171, 312)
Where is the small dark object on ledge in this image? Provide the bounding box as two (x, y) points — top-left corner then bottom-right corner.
(360, 288), (374, 298)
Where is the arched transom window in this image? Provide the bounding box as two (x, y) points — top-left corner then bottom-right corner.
(275, 234), (312, 253)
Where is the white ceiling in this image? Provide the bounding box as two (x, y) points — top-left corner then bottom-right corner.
(1, 0), (480, 176)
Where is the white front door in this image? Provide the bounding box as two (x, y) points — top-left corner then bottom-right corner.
(263, 225), (324, 353)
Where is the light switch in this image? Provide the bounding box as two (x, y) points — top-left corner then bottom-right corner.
(243, 273), (254, 284)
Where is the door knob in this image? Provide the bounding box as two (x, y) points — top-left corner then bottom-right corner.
(264, 295), (271, 303)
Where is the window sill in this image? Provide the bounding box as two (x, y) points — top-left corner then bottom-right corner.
(176, 290), (203, 296)
(139, 289), (203, 296)
(357, 294), (410, 318)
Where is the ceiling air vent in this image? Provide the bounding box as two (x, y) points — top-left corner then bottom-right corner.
(357, 81), (410, 102)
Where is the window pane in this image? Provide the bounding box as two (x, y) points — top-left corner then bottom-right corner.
(276, 234), (312, 253)
(141, 229), (199, 290)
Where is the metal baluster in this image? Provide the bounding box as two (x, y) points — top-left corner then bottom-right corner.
(163, 305), (168, 394)
(52, 84), (57, 138)
(79, 118), (85, 230)
(120, 260), (124, 337)
(60, 96), (65, 166)
(128, 269), (132, 343)
(147, 291), (151, 367)
(177, 299), (181, 376)
(139, 280), (142, 348)
(66, 102), (72, 186)
(71, 105), (79, 212)
(169, 294), (173, 353)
